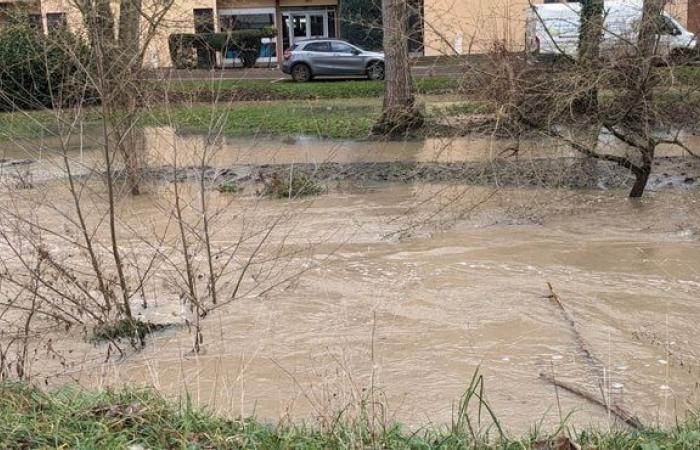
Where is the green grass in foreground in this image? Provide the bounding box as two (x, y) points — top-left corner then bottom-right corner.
(3, 383), (700, 449)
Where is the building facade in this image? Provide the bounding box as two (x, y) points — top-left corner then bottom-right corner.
(423, 0), (695, 56)
(6, 0), (699, 67)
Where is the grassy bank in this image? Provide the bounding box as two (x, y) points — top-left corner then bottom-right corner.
(160, 77), (462, 102)
(3, 383), (700, 449)
(141, 98), (383, 139)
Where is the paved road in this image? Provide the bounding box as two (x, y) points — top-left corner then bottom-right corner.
(147, 63), (467, 82)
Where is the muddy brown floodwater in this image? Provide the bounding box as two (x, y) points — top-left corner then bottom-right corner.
(2, 131), (700, 433)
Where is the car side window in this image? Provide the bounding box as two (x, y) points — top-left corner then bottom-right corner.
(655, 15), (679, 35)
(304, 42), (331, 52)
(331, 42), (355, 54)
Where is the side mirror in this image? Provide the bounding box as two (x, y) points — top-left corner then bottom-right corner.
(352, 49), (361, 55)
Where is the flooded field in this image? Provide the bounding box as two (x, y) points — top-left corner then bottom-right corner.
(1, 131), (699, 433)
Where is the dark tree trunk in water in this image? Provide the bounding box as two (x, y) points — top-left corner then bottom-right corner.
(574, 0), (604, 114)
(373, 0), (423, 136)
(630, 170), (650, 198)
(629, 145), (655, 198)
(624, 0), (664, 198)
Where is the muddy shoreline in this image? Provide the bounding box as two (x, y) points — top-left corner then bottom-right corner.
(146, 155), (700, 192)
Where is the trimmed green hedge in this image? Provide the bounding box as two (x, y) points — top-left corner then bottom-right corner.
(169, 28), (276, 69)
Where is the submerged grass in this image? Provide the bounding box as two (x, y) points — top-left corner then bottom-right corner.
(3, 382), (700, 449)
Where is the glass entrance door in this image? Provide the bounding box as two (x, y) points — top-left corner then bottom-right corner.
(284, 11), (329, 47)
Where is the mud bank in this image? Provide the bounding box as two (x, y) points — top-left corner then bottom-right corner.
(142, 155), (700, 192)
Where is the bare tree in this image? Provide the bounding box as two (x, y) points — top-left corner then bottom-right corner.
(373, 0), (423, 136)
(575, 0), (604, 113)
(485, 0), (696, 198)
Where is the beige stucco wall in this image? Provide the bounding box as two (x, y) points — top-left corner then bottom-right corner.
(423, 0), (691, 56)
(34, 0), (337, 68)
(217, 0), (336, 8)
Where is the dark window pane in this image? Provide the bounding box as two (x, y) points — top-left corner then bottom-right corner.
(220, 13), (273, 31)
(194, 8), (214, 33)
(331, 42), (354, 53)
(327, 11), (336, 38)
(310, 15), (324, 36)
(304, 42), (330, 52)
(46, 13), (66, 33)
(293, 16), (307, 38)
(28, 14), (42, 30)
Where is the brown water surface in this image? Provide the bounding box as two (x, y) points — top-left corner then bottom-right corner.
(1, 132), (700, 433)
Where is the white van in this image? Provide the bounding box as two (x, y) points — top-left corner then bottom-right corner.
(525, 0), (697, 59)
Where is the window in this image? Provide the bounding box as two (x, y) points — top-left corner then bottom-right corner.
(28, 14), (42, 31)
(304, 41), (330, 52)
(655, 15), (680, 35)
(220, 14), (273, 31)
(310, 15), (324, 36)
(327, 11), (336, 38)
(46, 13), (67, 32)
(331, 42), (355, 53)
(193, 8), (214, 34)
(292, 15), (307, 38)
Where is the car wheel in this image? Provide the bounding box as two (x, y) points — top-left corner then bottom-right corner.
(367, 62), (385, 81)
(291, 64), (312, 82)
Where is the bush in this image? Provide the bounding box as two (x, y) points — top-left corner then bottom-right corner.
(217, 179), (238, 193)
(261, 172), (324, 199)
(0, 15), (90, 111)
(169, 28), (276, 69)
(90, 319), (169, 343)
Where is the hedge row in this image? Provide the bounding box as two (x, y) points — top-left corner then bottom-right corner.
(168, 28), (277, 69)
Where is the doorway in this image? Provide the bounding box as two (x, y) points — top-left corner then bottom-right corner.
(283, 11), (331, 48)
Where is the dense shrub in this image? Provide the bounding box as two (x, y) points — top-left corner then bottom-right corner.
(169, 28), (276, 69)
(0, 16), (90, 111)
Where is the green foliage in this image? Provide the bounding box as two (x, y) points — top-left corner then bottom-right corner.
(0, 15), (90, 111)
(217, 179), (238, 193)
(168, 28), (276, 69)
(261, 172), (324, 198)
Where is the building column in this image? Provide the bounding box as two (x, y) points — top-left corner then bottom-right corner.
(276, 0), (285, 66)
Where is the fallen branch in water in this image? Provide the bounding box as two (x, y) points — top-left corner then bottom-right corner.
(539, 372), (643, 430)
(545, 282), (604, 374)
(542, 282), (645, 430)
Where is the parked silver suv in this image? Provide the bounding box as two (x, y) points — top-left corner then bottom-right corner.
(281, 39), (385, 82)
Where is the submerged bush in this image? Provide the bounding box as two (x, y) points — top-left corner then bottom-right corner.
(217, 179), (239, 193)
(90, 319), (169, 344)
(261, 172), (324, 199)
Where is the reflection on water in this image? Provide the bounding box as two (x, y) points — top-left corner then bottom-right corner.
(1, 127), (696, 183)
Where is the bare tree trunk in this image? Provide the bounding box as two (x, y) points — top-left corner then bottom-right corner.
(373, 0), (422, 136)
(574, 0), (604, 114)
(624, 0), (665, 198)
